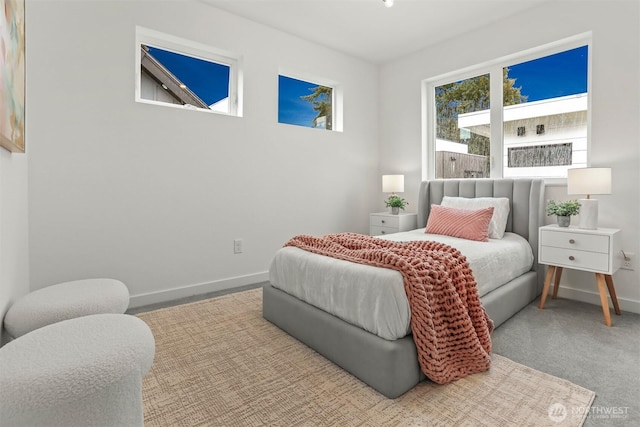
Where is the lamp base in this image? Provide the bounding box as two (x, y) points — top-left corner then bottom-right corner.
(578, 198), (598, 230)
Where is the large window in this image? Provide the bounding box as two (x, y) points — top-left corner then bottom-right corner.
(278, 73), (342, 131)
(135, 27), (242, 116)
(425, 37), (589, 180)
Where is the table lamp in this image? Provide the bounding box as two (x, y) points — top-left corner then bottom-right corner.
(382, 175), (404, 196)
(567, 167), (611, 230)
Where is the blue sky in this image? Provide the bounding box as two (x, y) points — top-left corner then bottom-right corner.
(146, 46), (230, 106)
(507, 45), (588, 102)
(278, 75), (320, 127)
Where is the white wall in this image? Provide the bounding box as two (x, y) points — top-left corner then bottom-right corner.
(0, 150), (29, 344)
(25, 0), (640, 314)
(27, 1), (379, 307)
(380, 1), (640, 312)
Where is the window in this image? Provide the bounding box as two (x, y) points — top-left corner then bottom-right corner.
(278, 73), (342, 131)
(435, 74), (491, 178)
(502, 46), (587, 178)
(135, 27), (242, 116)
(425, 37), (589, 180)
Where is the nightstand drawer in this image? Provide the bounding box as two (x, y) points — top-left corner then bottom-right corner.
(540, 230), (609, 253)
(369, 212), (417, 236)
(370, 215), (400, 228)
(370, 225), (397, 236)
(539, 246), (609, 272)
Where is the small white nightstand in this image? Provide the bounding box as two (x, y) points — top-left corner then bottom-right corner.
(370, 212), (417, 236)
(538, 224), (622, 326)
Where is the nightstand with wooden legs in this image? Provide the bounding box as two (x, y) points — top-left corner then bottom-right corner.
(538, 224), (622, 326)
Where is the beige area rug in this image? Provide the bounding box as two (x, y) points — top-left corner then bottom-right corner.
(138, 288), (595, 427)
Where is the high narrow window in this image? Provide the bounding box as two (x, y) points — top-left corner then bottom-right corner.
(136, 27), (242, 116)
(278, 75), (334, 130)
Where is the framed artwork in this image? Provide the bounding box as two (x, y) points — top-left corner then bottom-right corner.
(0, 0), (25, 153)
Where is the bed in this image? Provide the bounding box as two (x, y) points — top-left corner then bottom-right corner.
(263, 178), (545, 398)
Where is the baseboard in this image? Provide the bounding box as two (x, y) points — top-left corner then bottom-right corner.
(128, 271), (269, 309)
(550, 285), (640, 314)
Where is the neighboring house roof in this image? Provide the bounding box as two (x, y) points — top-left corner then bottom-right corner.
(458, 93), (587, 138)
(140, 46), (209, 109)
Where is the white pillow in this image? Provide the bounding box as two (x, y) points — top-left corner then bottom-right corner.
(440, 196), (510, 239)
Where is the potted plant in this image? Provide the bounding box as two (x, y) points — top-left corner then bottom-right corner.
(546, 200), (580, 227)
(385, 195), (408, 215)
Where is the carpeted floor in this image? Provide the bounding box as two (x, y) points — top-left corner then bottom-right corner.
(492, 297), (640, 427)
(137, 288), (595, 426)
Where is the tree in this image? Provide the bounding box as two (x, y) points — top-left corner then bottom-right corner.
(435, 68), (526, 157)
(301, 86), (332, 130)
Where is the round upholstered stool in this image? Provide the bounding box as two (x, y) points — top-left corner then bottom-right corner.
(0, 313), (155, 427)
(4, 278), (129, 339)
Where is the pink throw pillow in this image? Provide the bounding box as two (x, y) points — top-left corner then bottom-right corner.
(425, 205), (494, 242)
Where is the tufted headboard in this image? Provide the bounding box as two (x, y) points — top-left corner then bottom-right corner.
(417, 179), (545, 288)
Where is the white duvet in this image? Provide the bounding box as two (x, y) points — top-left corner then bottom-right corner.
(268, 229), (533, 341)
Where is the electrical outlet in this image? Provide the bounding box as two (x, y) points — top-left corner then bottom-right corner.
(234, 239), (243, 254)
(621, 252), (635, 270)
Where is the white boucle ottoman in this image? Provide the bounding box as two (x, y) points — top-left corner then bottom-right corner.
(4, 278), (130, 339)
(0, 313), (155, 427)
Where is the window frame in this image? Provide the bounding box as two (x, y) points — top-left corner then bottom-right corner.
(278, 69), (343, 132)
(422, 33), (591, 183)
(135, 26), (243, 117)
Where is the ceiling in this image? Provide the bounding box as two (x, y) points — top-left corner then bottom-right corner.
(201, 0), (549, 64)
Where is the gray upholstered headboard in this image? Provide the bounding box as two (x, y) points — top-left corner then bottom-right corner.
(417, 179), (545, 287)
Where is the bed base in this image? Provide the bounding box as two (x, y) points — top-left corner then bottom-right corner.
(263, 178), (544, 398)
(263, 270), (537, 399)
(263, 283), (422, 399)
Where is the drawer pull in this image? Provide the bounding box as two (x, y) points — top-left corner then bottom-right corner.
(569, 256), (575, 261)
(381, 220), (385, 224)
(381, 230), (386, 234)
(569, 239), (575, 244)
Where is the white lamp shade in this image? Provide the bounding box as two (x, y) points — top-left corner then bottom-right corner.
(567, 168), (612, 196)
(567, 167), (611, 230)
(382, 175), (404, 193)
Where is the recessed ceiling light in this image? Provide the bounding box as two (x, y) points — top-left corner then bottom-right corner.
(383, 0), (394, 8)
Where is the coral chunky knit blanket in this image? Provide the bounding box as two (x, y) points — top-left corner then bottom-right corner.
(285, 232), (494, 385)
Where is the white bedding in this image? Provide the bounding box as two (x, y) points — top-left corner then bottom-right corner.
(269, 229), (533, 341)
